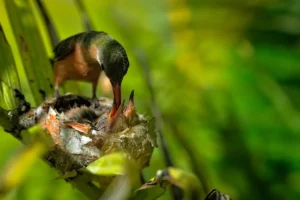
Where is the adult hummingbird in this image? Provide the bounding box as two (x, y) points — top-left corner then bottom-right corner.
(53, 31), (129, 113)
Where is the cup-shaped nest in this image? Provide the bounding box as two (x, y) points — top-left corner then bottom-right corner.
(31, 92), (157, 174)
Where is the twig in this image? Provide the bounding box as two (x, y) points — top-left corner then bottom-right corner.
(36, 0), (59, 47)
(164, 117), (209, 194)
(135, 49), (183, 200)
(74, 0), (92, 31)
(135, 49), (173, 167)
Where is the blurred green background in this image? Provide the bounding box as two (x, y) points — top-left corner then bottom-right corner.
(1, 0), (300, 199)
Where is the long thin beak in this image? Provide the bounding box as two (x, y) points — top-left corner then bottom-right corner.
(112, 83), (121, 109)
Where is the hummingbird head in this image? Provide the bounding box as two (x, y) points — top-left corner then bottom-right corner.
(99, 40), (129, 109)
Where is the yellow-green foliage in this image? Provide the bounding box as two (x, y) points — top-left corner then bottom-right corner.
(0, 0), (299, 199)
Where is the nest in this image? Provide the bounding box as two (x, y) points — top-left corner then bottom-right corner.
(19, 94), (157, 174)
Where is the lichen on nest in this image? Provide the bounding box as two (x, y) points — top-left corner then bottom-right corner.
(20, 92), (157, 174)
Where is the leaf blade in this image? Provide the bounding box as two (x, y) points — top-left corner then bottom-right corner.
(0, 24), (20, 110)
(86, 153), (126, 176)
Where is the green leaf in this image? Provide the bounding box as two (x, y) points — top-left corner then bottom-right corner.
(42, 0), (85, 96)
(86, 153), (126, 176)
(99, 175), (132, 200)
(1, 0), (53, 105)
(55, 170), (77, 180)
(133, 170), (168, 200)
(167, 167), (202, 192)
(27, 0), (54, 57)
(86, 153), (141, 199)
(0, 24), (20, 110)
(136, 167), (203, 200)
(132, 184), (165, 200)
(0, 142), (46, 198)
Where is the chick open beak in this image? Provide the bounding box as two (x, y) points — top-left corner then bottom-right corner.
(124, 90), (135, 118)
(109, 100), (117, 118)
(107, 99), (124, 129)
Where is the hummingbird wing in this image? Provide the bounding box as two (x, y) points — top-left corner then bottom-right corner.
(53, 32), (86, 61)
(53, 31), (108, 61)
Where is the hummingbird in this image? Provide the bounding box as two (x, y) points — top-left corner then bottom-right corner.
(53, 31), (129, 113)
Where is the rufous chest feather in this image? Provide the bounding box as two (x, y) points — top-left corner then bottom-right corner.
(72, 44), (100, 76)
(54, 44), (101, 83)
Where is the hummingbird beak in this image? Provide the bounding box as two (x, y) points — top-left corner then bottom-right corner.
(112, 83), (121, 109)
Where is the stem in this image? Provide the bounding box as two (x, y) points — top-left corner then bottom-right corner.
(36, 0), (59, 47)
(135, 49), (183, 200)
(74, 0), (92, 31)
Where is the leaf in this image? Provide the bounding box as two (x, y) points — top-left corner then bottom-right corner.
(86, 153), (126, 176)
(0, 142), (46, 198)
(0, 24), (20, 110)
(99, 175), (132, 200)
(1, 0), (53, 105)
(132, 183), (165, 200)
(27, 0), (54, 57)
(133, 170), (169, 200)
(55, 170), (77, 180)
(86, 153), (141, 200)
(167, 167), (202, 192)
(136, 167), (203, 200)
(42, 0), (85, 96)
